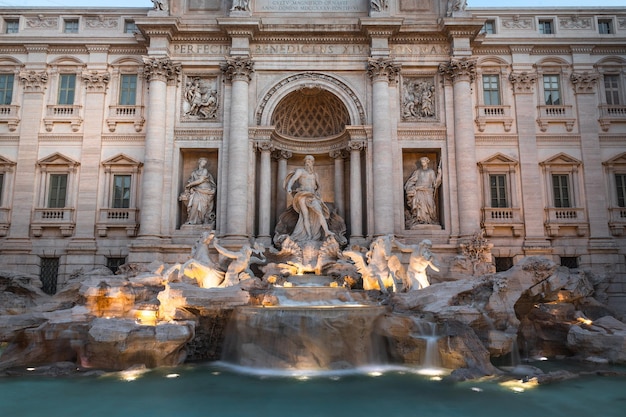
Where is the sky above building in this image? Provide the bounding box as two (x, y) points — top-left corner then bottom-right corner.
(2, 0), (625, 8)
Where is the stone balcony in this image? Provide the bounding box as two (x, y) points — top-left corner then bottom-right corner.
(598, 105), (626, 132)
(544, 207), (588, 237)
(96, 208), (139, 237)
(537, 105), (576, 132)
(608, 207), (626, 236)
(44, 105), (82, 132)
(0, 104), (20, 131)
(106, 105), (145, 132)
(31, 208), (75, 237)
(475, 105), (513, 132)
(481, 207), (524, 237)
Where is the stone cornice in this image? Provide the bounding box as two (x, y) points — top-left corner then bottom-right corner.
(367, 57), (400, 83)
(217, 17), (261, 39)
(221, 56), (254, 82)
(359, 17), (404, 39)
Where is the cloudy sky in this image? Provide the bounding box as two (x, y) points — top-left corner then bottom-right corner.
(2, 0), (625, 8)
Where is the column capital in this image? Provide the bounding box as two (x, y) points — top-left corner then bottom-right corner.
(438, 58), (476, 83)
(255, 140), (274, 153)
(221, 56), (254, 82)
(367, 57), (400, 83)
(82, 70), (110, 92)
(143, 56), (181, 83)
(509, 71), (538, 94)
(348, 140), (366, 151)
(272, 149), (293, 161)
(570, 71), (599, 94)
(19, 70), (48, 92)
(329, 149), (348, 159)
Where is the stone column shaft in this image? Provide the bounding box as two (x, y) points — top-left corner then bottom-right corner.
(222, 57), (254, 239)
(139, 57), (179, 238)
(349, 142), (364, 239)
(274, 150), (292, 221)
(331, 150), (346, 219)
(368, 58), (399, 236)
(257, 142), (273, 238)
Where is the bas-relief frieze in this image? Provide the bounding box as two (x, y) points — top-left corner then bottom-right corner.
(401, 77), (436, 122)
(182, 76), (220, 121)
(559, 16), (592, 30)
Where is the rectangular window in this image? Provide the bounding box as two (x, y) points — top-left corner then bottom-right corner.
(538, 19), (553, 34)
(489, 174), (508, 208)
(482, 74), (501, 106)
(616, 173), (626, 208)
(119, 74), (137, 106)
(543, 75), (561, 105)
(604, 74), (621, 106)
(560, 256), (578, 269)
(112, 174), (131, 208)
(598, 19), (613, 34)
(5, 19), (18, 34)
(40, 257), (59, 295)
(481, 20), (495, 35)
(64, 19), (79, 33)
(552, 174), (571, 208)
(124, 20), (137, 34)
(48, 174), (67, 208)
(0, 74), (13, 105)
(106, 257), (127, 274)
(58, 74), (76, 105)
(0, 172), (4, 206)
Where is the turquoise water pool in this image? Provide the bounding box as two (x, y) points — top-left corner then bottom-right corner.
(1, 363), (625, 417)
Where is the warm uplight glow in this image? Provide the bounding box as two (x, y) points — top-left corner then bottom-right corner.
(368, 371), (383, 377)
(577, 317), (593, 325)
(430, 376), (443, 381)
(119, 368), (148, 382)
(416, 368), (446, 377)
(26, 367), (36, 371)
(499, 378), (539, 393)
(135, 309), (158, 326)
(165, 373), (180, 379)
(471, 387), (483, 392)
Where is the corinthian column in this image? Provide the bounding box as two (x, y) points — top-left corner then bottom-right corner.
(139, 57), (180, 238)
(274, 150), (292, 220)
(256, 140), (274, 241)
(330, 149), (346, 219)
(348, 140), (365, 239)
(221, 57), (254, 240)
(439, 58), (480, 237)
(367, 57), (400, 236)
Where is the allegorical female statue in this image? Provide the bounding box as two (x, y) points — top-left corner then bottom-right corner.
(404, 156), (442, 227)
(179, 157), (216, 226)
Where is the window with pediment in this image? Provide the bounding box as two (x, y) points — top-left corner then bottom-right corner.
(97, 154), (142, 237)
(32, 153), (80, 237)
(45, 58), (84, 132)
(540, 153), (588, 237)
(0, 59), (20, 131)
(595, 58), (626, 131)
(478, 153), (523, 237)
(534, 59), (575, 132)
(475, 59), (513, 132)
(604, 152), (626, 236)
(107, 58), (145, 132)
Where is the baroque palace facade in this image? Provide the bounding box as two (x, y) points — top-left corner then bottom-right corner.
(0, 1), (625, 313)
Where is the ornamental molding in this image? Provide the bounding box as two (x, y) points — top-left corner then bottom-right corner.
(367, 57), (400, 83)
(25, 15), (58, 29)
(438, 58), (476, 83)
(143, 56), (181, 83)
(570, 72), (599, 94)
(82, 71), (110, 92)
(85, 16), (119, 29)
(509, 71), (537, 94)
(19, 70), (48, 92)
(502, 15), (532, 30)
(559, 16), (592, 30)
(220, 56), (254, 82)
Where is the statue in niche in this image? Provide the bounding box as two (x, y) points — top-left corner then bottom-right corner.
(402, 79), (436, 121)
(179, 157), (216, 227)
(404, 156), (442, 228)
(393, 238), (440, 290)
(183, 77), (219, 120)
(230, 0), (250, 12)
(284, 155), (333, 242)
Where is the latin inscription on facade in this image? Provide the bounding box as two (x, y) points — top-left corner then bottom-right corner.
(257, 0), (367, 13)
(253, 44), (368, 55)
